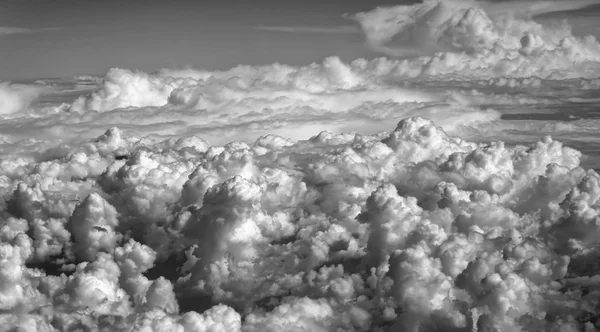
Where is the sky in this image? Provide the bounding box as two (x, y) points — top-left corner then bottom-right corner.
(3, 0), (600, 80)
(0, 0), (403, 80)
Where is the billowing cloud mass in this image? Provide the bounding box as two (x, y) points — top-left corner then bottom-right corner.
(1, 0), (600, 331)
(1, 116), (600, 331)
(0, 83), (49, 116)
(350, 0), (600, 77)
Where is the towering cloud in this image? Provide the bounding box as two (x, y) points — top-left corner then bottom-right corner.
(350, 0), (600, 77)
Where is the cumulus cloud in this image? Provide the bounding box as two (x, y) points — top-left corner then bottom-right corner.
(349, 0), (600, 77)
(1, 113), (600, 330)
(0, 82), (48, 116)
(1, 2), (600, 330)
(8, 52), (580, 159)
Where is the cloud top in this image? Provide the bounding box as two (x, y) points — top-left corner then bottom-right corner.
(0, 116), (599, 330)
(349, 0), (600, 73)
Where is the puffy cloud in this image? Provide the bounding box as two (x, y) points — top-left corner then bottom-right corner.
(0, 115), (599, 330)
(114, 239), (156, 305)
(69, 68), (180, 113)
(0, 82), (48, 116)
(2, 50), (598, 160)
(130, 304), (241, 332)
(350, 0), (600, 78)
(244, 297), (370, 332)
(60, 253), (131, 316)
(67, 192), (121, 261)
(1, 2), (600, 328)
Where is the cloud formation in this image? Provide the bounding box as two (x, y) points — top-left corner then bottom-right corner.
(349, 0), (600, 69)
(0, 82), (48, 116)
(0, 2), (599, 330)
(1, 116), (600, 330)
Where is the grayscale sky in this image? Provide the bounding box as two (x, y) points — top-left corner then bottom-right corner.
(1, 0), (599, 80)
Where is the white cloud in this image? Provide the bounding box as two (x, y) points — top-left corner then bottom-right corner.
(0, 82), (48, 116)
(0, 2), (600, 330)
(1, 112), (599, 330)
(349, 0), (600, 75)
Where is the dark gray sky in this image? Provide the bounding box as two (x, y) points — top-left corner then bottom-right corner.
(1, 0), (599, 80)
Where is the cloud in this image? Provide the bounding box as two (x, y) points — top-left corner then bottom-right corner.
(0, 26), (33, 36)
(1, 114), (600, 330)
(0, 3), (600, 329)
(1, 49), (597, 161)
(254, 25), (360, 34)
(0, 26), (62, 36)
(0, 82), (48, 115)
(349, 0), (600, 61)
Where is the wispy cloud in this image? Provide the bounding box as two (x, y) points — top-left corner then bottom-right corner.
(254, 25), (360, 34)
(0, 26), (63, 36)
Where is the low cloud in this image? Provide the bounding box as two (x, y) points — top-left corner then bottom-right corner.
(0, 116), (599, 331)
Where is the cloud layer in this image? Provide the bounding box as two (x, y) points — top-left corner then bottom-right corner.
(0, 1), (600, 330)
(1, 116), (600, 330)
